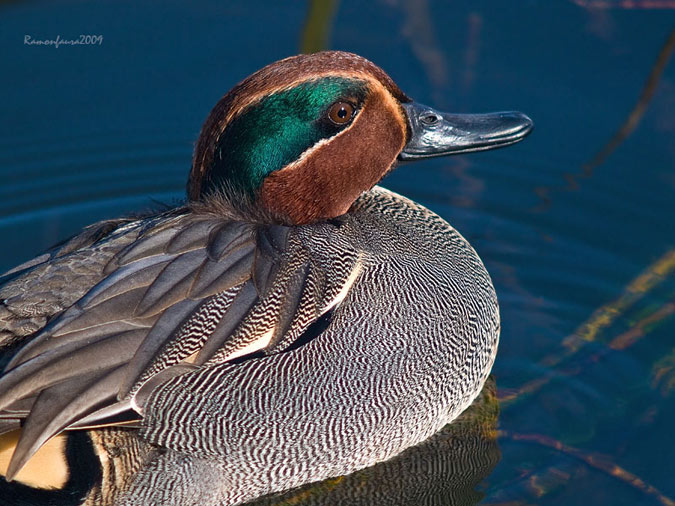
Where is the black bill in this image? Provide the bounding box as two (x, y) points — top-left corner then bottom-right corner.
(398, 101), (533, 160)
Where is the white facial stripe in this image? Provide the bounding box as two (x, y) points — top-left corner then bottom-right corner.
(279, 103), (366, 174)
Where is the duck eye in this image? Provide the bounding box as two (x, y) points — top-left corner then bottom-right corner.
(328, 102), (355, 125)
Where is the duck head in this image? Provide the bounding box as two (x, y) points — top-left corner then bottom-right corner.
(189, 51), (532, 225)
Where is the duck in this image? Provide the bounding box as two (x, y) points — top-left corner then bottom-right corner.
(0, 51), (532, 505)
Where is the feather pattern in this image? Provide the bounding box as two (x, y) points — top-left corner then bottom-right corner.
(0, 204), (361, 476)
(118, 188), (499, 505)
(0, 188), (499, 505)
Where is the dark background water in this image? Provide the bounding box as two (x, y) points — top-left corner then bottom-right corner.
(1, 0), (674, 504)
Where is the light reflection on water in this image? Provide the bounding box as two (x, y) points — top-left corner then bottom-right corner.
(0, 0), (673, 504)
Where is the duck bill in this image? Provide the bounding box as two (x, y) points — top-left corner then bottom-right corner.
(398, 102), (533, 160)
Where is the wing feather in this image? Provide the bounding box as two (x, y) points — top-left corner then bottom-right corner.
(134, 250), (207, 317)
(188, 242), (255, 299)
(0, 213), (361, 478)
(193, 281), (258, 366)
(117, 298), (206, 398)
(5, 365), (126, 480)
(164, 217), (218, 254)
(0, 329), (144, 413)
(7, 321), (153, 370)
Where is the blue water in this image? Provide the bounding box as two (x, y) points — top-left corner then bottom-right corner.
(1, 1), (674, 504)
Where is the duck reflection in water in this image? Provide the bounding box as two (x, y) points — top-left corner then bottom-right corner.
(0, 378), (499, 506)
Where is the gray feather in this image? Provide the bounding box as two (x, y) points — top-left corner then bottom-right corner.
(135, 249), (206, 317)
(6, 365), (126, 480)
(0, 329), (143, 412)
(118, 298), (204, 398)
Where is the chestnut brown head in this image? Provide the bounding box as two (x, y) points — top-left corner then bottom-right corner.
(189, 51), (532, 225)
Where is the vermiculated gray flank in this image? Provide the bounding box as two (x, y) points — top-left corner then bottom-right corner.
(122, 188), (500, 505)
